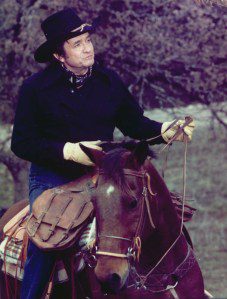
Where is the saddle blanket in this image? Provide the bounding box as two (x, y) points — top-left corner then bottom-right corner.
(0, 217), (96, 282)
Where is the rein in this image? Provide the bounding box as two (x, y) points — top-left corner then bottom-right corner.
(134, 139), (188, 290)
(130, 117), (192, 290)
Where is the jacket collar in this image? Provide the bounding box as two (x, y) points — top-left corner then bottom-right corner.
(39, 60), (110, 90)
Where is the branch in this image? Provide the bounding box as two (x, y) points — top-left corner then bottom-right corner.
(210, 107), (227, 128)
(193, 0), (227, 7)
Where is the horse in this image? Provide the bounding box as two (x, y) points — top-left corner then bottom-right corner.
(0, 141), (210, 299)
(81, 141), (209, 299)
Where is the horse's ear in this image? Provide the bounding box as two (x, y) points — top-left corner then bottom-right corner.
(79, 143), (106, 166)
(131, 141), (149, 167)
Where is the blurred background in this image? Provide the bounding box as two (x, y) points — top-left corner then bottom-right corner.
(0, 0), (226, 297)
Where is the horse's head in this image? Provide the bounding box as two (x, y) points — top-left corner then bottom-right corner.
(82, 141), (159, 293)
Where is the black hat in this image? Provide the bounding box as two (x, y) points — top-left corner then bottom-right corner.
(34, 8), (95, 63)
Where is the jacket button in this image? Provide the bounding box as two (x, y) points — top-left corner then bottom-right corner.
(70, 89), (75, 94)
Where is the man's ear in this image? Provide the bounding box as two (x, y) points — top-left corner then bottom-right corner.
(79, 143), (106, 167)
(53, 53), (65, 63)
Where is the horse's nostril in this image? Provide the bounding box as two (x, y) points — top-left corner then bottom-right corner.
(110, 273), (121, 284)
(99, 273), (122, 294)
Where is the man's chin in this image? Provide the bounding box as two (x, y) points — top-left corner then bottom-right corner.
(83, 57), (94, 67)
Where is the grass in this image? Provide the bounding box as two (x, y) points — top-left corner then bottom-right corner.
(0, 105), (226, 297)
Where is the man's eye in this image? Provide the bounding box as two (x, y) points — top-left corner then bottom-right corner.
(74, 43), (80, 47)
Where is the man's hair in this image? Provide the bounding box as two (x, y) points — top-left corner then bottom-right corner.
(54, 41), (66, 58)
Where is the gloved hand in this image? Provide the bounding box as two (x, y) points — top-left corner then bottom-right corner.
(161, 119), (195, 143)
(63, 140), (102, 166)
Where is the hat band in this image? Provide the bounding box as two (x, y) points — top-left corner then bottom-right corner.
(63, 23), (93, 42)
(45, 23), (92, 39)
(72, 23), (92, 33)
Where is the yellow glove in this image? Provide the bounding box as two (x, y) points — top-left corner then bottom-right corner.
(161, 119), (195, 143)
(63, 140), (102, 166)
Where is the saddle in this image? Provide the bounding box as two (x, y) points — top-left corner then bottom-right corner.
(26, 185), (94, 251)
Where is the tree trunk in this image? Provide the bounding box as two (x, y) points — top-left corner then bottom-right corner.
(10, 160), (29, 203)
(0, 125), (29, 204)
(0, 149), (29, 203)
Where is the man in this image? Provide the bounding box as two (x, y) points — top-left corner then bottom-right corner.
(11, 7), (195, 299)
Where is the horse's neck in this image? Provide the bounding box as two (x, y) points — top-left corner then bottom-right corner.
(138, 217), (188, 273)
(137, 161), (188, 273)
(138, 189), (188, 273)
(139, 227), (188, 274)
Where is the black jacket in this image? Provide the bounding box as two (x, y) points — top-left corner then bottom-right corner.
(11, 61), (164, 176)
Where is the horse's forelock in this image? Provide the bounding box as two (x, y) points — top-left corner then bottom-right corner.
(101, 147), (128, 187)
(99, 141), (155, 192)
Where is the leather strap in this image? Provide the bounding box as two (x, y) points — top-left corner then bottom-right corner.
(29, 192), (58, 237)
(42, 196), (74, 242)
(140, 136), (189, 287)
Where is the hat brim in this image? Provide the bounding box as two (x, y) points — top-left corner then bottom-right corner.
(34, 24), (95, 63)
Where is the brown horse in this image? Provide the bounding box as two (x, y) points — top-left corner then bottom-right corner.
(0, 141), (210, 299)
(82, 141), (209, 299)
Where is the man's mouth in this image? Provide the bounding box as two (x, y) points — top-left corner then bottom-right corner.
(85, 55), (93, 59)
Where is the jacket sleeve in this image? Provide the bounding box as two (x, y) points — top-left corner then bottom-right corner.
(114, 74), (165, 144)
(11, 80), (65, 165)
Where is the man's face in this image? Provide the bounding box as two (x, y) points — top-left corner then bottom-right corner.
(55, 32), (95, 74)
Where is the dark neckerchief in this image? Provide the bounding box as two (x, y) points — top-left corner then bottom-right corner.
(61, 63), (93, 89)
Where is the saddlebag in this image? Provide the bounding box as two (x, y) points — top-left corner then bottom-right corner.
(26, 187), (94, 251)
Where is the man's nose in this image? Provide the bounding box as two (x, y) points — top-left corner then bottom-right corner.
(83, 43), (92, 53)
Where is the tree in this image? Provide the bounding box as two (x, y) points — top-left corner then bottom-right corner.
(0, 0), (226, 203)
(0, 126), (28, 203)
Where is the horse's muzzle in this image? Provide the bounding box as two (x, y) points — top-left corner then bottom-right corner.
(99, 273), (122, 294)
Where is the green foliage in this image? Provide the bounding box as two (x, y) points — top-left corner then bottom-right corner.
(0, 0), (226, 122)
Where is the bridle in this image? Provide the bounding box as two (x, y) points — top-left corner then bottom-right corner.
(94, 169), (156, 263)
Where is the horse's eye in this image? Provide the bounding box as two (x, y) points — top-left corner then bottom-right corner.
(128, 198), (138, 209)
(129, 183), (136, 190)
